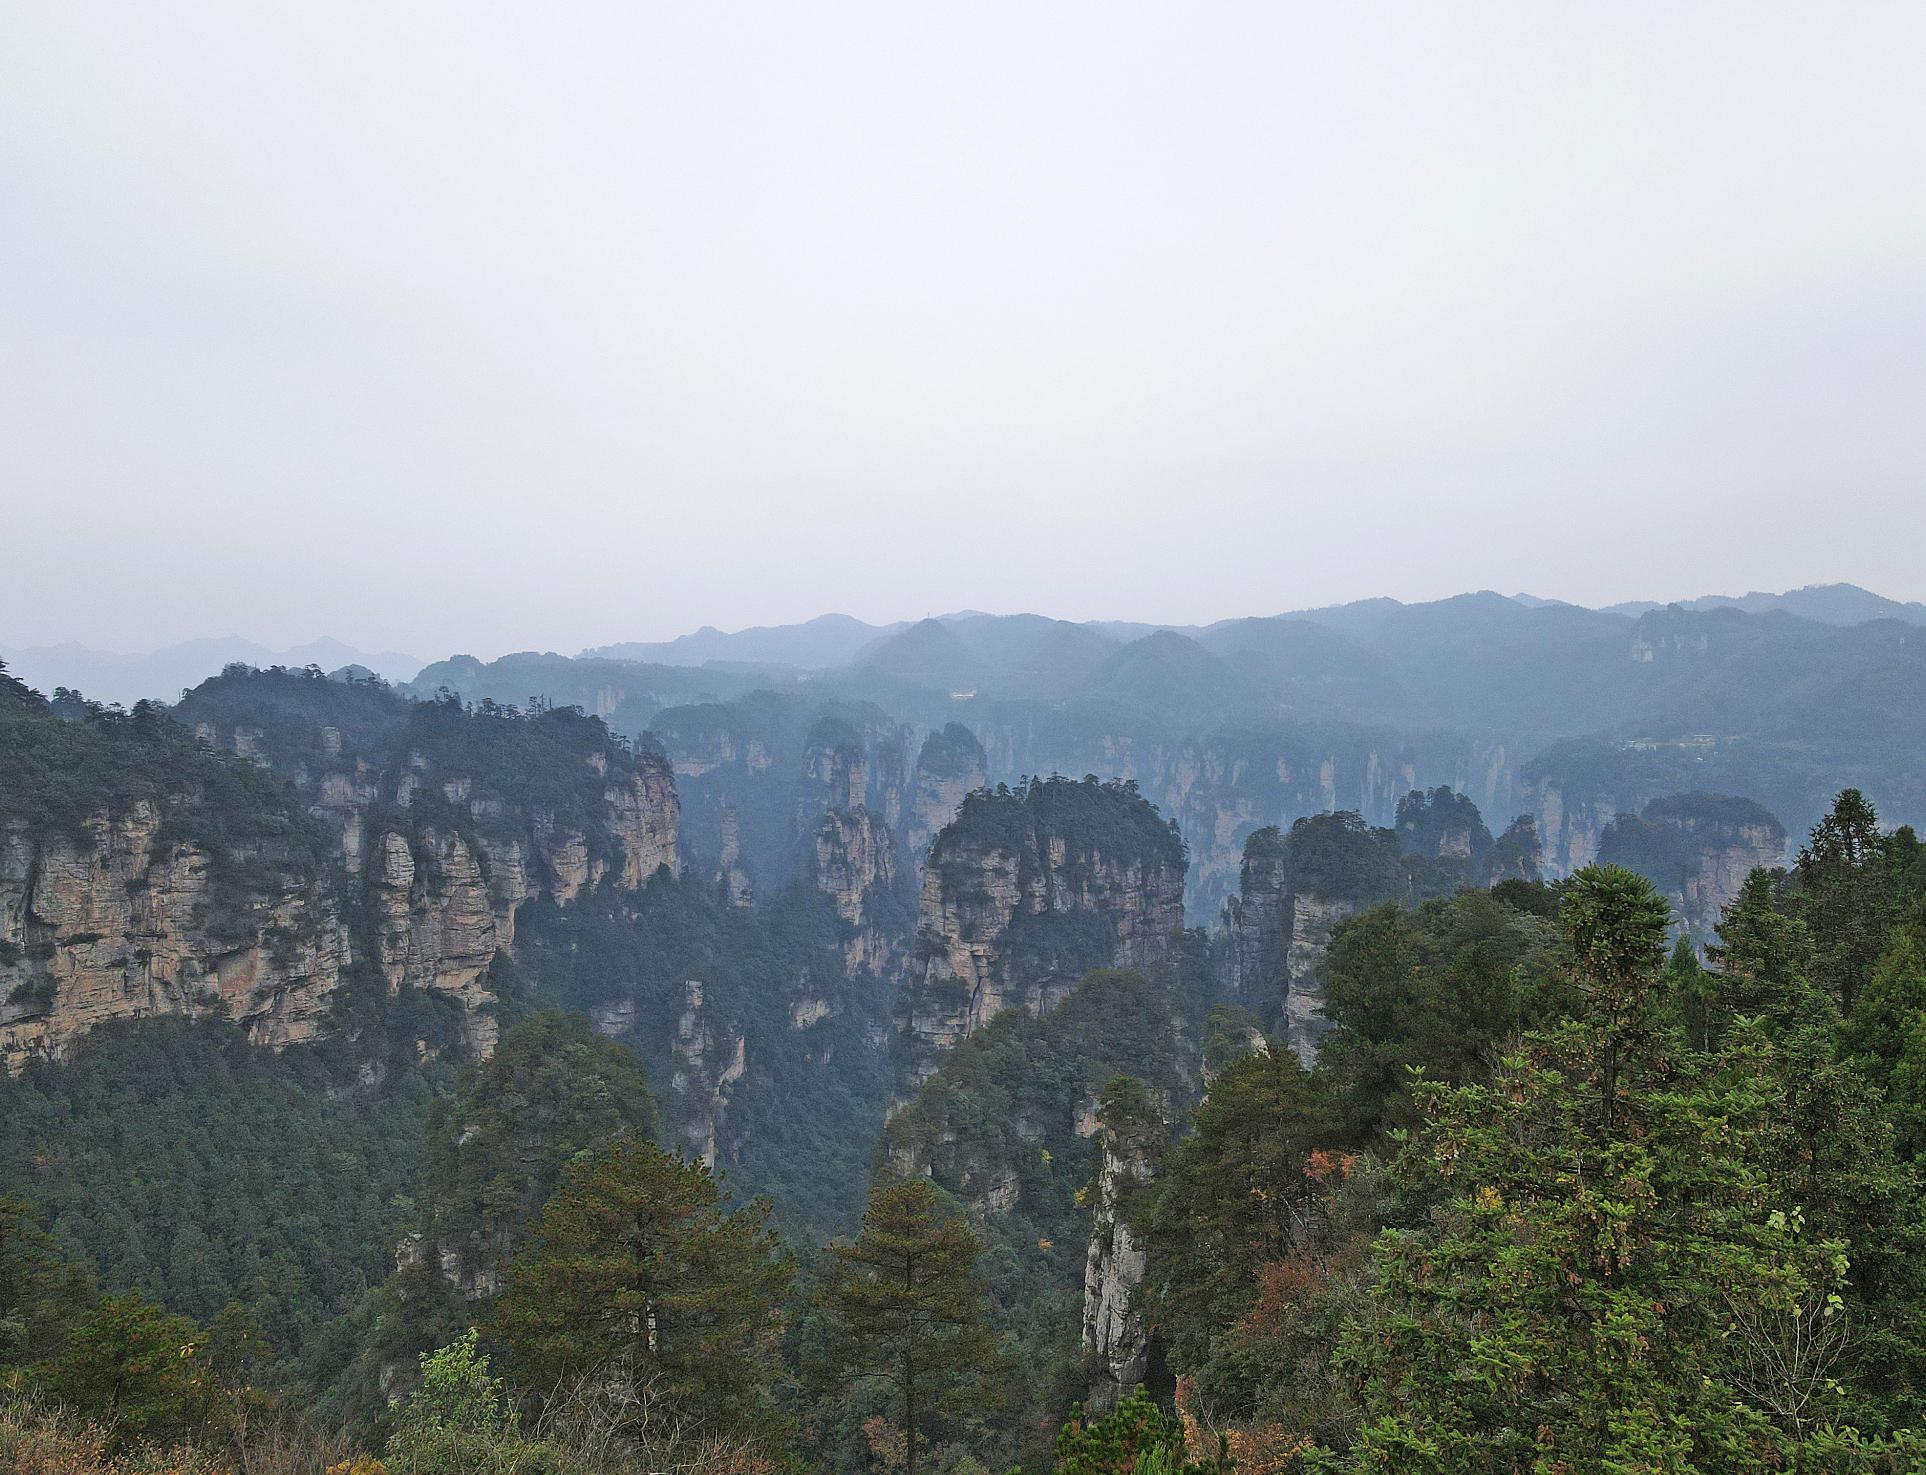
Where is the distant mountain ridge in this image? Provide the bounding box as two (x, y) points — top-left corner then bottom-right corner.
(583, 613), (906, 670)
(0, 636), (423, 708)
(577, 583), (1920, 678)
(1601, 582), (1926, 626)
(9, 583), (1917, 713)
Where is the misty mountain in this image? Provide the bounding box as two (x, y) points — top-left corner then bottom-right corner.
(0, 636), (423, 708)
(581, 612), (903, 670)
(1603, 581), (1926, 626)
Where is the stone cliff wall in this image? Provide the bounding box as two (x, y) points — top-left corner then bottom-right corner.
(808, 804), (903, 974)
(964, 721), (1516, 924)
(1598, 793), (1788, 940)
(6, 674), (682, 1065)
(0, 804), (344, 1066)
(1081, 1095), (1162, 1411)
(670, 980), (747, 1168)
(905, 723), (989, 876)
(1279, 892), (1356, 1065)
(907, 780), (1185, 1082)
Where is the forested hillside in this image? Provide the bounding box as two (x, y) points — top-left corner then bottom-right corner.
(7, 634), (1926, 1474)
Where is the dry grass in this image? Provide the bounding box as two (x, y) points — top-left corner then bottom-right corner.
(0, 1399), (372, 1475)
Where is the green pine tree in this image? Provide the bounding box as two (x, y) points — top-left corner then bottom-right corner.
(1329, 866), (1863, 1470)
(492, 1133), (792, 1440)
(811, 1177), (1002, 1475)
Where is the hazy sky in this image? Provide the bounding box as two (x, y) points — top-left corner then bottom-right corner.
(5, 2), (1924, 659)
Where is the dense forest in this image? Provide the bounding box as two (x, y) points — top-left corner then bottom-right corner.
(5, 647), (1926, 1474)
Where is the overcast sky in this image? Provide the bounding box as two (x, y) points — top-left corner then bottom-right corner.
(4, 2), (1923, 659)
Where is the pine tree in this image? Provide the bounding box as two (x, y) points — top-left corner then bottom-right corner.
(1661, 934), (1718, 1053)
(1141, 1045), (1329, 1378)
(44, 1291), (214, 1450)
(1842, 930), (1926, 1159)
(492, 1133), (792, 1438)
(1329, 865), (1864, 1470)
(1795, 789), (1897, 1009)
(811, 1177), (1001, 1475)
(421, 1010), (657, 1284)
(0, 1196), (94, 1370)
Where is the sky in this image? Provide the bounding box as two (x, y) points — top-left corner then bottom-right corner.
(4, 1), (1924, 661)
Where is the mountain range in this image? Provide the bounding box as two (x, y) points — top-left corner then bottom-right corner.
(0, 635), (422, 708)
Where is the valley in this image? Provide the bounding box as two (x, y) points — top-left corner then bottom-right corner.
(6, 585), (1926, 1470)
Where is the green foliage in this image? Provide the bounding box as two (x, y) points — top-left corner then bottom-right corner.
(1842, 931), (1926, 1159)
(1794, 788), (1907, 1010)
(504, 881), (894, 1239)
(1052, 1392), (1226, 1475)
(1278, 813), (1402, 904)
(43, 1293), (214, 1451)
(1708, 869), (1821, 1027)
(0, 1019), (435, 1352)
(1315, 865), (1908, 1470)
(493, 1134), (792, 1440)
(811, 1178), (1001, 1475)
(383, 1330), (525, 1475)
(397, 1330), (508, 1439)
(876, 966), (1204, 1471)
(0, 670), (331, 943)
(1140, 1046), (1331, 1395)
(932, 777), (1185, 899)
(0, 1199), (95, 1374)
(1317, 888), (1566, 1137)
(419, 1012), (656, 1290)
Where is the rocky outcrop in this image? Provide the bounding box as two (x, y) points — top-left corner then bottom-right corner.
(1280, 893), (1357, 1064)
(669, 980), (746, 1168)
(605, 765), (680, 888)
(368, 828), (504, 1055)
(1220, 811), (1407, 1064)
(1528, 779), (1623, 877)
(905, 724), (988, 873)
(1223, 827), (1289, 1003)
(6, 668), (685, 1064)
(967, 719), (1519, 925)
(808, 804), (905, 973)
(717, 806), (753, 905)
(1599, 793), (1788, 939)
(907, 778), (1185, 1081)
(1081, 1084), (1163, 1411)
(0, 805), (344, 1067)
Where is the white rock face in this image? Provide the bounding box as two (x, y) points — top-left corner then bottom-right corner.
(0, 805), (345, 1067)
(908, 808), (1185, 1083)
(1080, 1102), (1161, 1411)
(1282, 892), (1357, 1066)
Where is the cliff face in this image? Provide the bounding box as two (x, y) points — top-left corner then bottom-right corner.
(1279, 893), (1356, 1064)
(1223, 829), (1289, 1003)
(605, 766), (681, 889)
(717, 806), (753, 905)
(1528, 779), (1623, 876)
(4, 668), (683, 1065)
(670, 980), (747, 1168)
(905, 723), (988, 875)
(654, 700), (911, 904)
(367, 828), (503, 1055)
(1225, 794), (1551, 1064)
(0, 804), (344, 1067)
(1225, 865), (1368, 1067)
(808, 804), (904, 974)
(965, 719), (1519, 925)
(1599, 792), (1788, 939)
(1081, 1089), (1163, 1411)
(907, 778), (1185, 1081)
(273, 748), (678, 1052)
